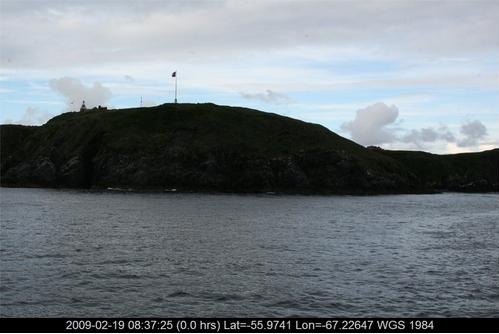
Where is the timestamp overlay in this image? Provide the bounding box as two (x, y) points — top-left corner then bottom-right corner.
(1, 318), (498, 333)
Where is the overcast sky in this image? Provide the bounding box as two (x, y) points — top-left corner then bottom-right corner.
(1, 0), (498, 153)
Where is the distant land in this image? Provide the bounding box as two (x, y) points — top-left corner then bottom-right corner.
(1, 103), (498, 194)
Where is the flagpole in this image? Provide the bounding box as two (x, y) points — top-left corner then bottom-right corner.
(174, 71), (177, 104)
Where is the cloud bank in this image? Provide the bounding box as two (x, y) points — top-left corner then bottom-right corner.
(341, 103), (489, 149)
(1, 0), (497, 70)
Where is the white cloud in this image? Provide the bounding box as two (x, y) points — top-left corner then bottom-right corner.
(3, 107), (53, 125)
(401, 126), (456, 147)
(341, 102), (399, 145)
(458, 120), (488, 147)
(402, 128), (439, 143)
(141, 99), (157, 107)
(240, 90), (291, 104)
(49, 77), (112, 110)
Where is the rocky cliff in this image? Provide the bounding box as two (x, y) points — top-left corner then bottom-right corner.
(1, 103), (497, 193)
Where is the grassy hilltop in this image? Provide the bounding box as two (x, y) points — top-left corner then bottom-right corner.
(1, 103), (497, 193)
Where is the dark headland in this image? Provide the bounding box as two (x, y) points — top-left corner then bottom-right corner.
(1, 103), (498, 194)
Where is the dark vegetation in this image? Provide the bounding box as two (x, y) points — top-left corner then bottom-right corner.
(1, 103), (497, 193)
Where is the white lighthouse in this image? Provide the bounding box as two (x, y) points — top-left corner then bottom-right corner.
(80, 100), (87, 112)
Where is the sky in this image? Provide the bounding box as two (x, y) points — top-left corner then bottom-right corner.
(1, 0), (498, 154)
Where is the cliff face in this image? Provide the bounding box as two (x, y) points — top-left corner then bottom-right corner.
(1, 103), (497, 193)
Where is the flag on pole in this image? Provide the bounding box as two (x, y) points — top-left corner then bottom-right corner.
(172, 71), (178, 103)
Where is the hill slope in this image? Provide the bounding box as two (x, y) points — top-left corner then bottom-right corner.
(1, 103), (497, 193)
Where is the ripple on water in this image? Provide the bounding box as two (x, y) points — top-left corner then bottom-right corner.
(27, 253), (68, 259)
(168, 291), (192, 298)
(1, 189), (497, 317)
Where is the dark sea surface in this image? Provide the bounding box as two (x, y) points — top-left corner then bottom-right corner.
(1, 188), (498, 317)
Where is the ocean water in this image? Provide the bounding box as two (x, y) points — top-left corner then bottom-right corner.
(0, 188), (498, 317)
